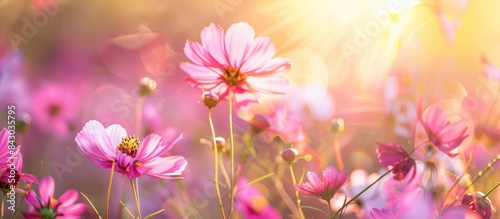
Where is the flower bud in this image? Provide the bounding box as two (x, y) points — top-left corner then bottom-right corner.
(138, 77), (157, 96)
(202, 91), (219, 109)
(281, 148), (298, 163)
(461, 192), (492, 219)
(331, 118), (345, 134)
(213, 137), (226, 152)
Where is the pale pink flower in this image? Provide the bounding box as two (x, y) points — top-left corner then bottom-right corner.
(417, 99), (468, 157)
(180, 22), (291, 108)
(75, 120), (187, 179)
(376, 143), (415, 180)
(22, 176), (86, 218)
(296, 166), (349, 201)
(235, 178), (281, 219)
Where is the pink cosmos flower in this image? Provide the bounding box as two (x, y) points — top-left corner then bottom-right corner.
(481, 54), (500, 81)
(31, 83), (78, 137)
(376, 143), (415, 180)
(416, 99), (468, 157)
(295, 166), (349, 201)
(180, 22), (291, 108)
(235, 178), (281, 219)
(75, 120), (187, 179)
(0, 151), (38, 190)
(22, 176), (86, 218)
(370, 208), (396, 219)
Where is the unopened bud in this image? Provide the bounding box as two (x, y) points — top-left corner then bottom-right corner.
(138, 77), (157, 96)
(202, 91), (219, 108)
(213, 137), (225, 152)
(281, 148), (298, 163)
(15, 113), (31, 133)
(331, 118), (345, 134)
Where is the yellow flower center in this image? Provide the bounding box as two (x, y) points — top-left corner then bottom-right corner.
(249, 196), (267, 213)
(223, 69), (246, 86)
(116, 135), (141, 158)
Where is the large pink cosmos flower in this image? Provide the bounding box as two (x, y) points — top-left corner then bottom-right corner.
(75, 120), (187, 179)
(295, 166), (349, 201)
(376, 143), (415, 180)
(22, 176), (86, 218)
(417, 100), (468, 157)
(180, 22), (291, 108)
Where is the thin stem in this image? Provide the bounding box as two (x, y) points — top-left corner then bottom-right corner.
(80, 192), (103, 219)
(106, 160), (115, 219)
(130, 179), (142, 219)
(333, 170), (391, 219)
(450, 154), (500, 206)
(1, 193), (5, 219)
(327, 198), (334, 219)
(228, 90), (236, 218)
(289, 164), (305, 219)
(484, 181), (500, 197)
(208, 109), (227, 219)
(135, 97), (144, 135)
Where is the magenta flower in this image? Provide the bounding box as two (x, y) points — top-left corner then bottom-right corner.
(461, 192), (492, 219)
(376, 143), (415, 180)
(295, 166), (349, 201)
(0, 151), (38, 191)
(235, 178), (281, 219)
(180, 22), (291, 108)
(31, 83), (78, 137)
(370, 208), (396, 219)
(417, 99), (468, 157)
(22, 176), (86, 218)
(75, 120), (187, 179)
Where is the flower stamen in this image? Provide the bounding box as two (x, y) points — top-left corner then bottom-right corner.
(116, 135), (141, 158)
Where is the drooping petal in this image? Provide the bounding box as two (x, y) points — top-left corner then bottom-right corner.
(24, 189), (41, 208)
(143, 156), (187, 179)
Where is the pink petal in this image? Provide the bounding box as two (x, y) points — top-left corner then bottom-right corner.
(248, 57), (292, 75)
(144, 156), (187, 179)
(105, 124), (127, 147)
(39, 176), (55, 205)
(24, 189), (40, 208)
(240, 37), (275, 73)
(137, 133), (183, 161)
(225, 22), (255, 68)
(245, 75), (288, 95)
(184, 41), (221, 68)
(57, 189), (79, 208)
(60, 203), (87, 216)
(180, 62), (223, 83)
(201, 23), (230, 68)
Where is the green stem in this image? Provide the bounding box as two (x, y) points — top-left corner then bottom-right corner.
(130, 180), (142, 219)
(327, 198), (334, 219)
(208, 109), (227, 219)
(106, 160), (115, 219)
(333, 170), (391, 219)
(289, 164), (305, 219)
(228, 91), (236, 218)
(484, 181), (500, 197)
